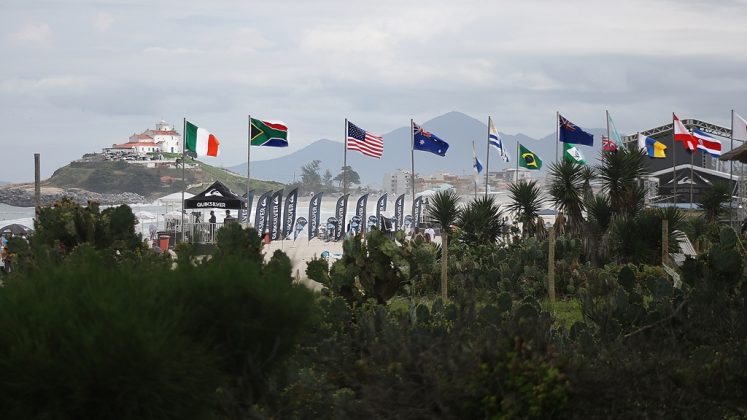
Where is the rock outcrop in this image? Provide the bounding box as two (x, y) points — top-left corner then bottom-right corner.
(0, 185), (146, 207)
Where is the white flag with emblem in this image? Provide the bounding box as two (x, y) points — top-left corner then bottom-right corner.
(733, 111), (747, 142)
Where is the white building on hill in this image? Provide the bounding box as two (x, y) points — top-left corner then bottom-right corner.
(106, 120), (181, 154)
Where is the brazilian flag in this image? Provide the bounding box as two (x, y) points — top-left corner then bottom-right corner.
(518, 144), (542, 170)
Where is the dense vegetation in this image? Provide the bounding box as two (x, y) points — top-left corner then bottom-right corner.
(1, 149), (745, 419)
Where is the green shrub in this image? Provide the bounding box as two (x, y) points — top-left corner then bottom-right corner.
(0, 246), (315, 419)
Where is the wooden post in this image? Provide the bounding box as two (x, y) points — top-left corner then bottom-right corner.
(441, 232), (448, 300)
(548, 226), (556, 303)
(34, 153), (41, 221)
(662, 218), (669, 266)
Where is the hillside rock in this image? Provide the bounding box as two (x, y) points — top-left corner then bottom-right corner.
(0, 185), (146, 207)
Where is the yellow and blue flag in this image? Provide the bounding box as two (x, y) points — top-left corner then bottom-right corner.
(638, 133), (666, 158)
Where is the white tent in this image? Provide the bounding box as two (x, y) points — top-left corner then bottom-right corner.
(154, 192), (194, 206)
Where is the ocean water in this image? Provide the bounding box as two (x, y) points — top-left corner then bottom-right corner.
(0, 192), (520, 238)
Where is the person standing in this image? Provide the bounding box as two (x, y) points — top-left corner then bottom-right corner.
(224, 209), (234, 224)
(209, 210), (217, 240)
(425, 224), (436, 241)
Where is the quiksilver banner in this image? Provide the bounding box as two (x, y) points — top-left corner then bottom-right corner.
(283, 188), (298, 239)
(255, 191), (271, 236)
(394, 194), (405, 231)
(413, 195), (423, 227)
(356, 193), (368, 231)
(308, 192), (323, 240)
(335, 194), (349, 241)
(376, 193), (387, 227)
(268, 189), (283, 241)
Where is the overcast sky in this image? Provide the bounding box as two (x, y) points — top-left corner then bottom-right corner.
(2, 0), (747, 182)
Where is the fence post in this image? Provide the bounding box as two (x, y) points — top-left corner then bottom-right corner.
(662, 218), (669, 265)
(548, 226), (556, 303)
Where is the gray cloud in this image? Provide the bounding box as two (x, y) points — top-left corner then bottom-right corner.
(1, 0), (746, 182)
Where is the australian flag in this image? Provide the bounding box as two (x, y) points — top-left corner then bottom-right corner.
(559, 114), (594, 146)
(413, 122), (449, 156)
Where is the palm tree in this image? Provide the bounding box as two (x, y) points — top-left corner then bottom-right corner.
(596, 148), (648, 216)
(507, 179), (546, 238)
(548, 160), (586, 235)
(699, 182), (730, 223)
(457, 195), (504, 246)
(426, 189), (461, 300)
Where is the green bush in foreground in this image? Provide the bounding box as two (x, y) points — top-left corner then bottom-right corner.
(0, 244), (314, 420)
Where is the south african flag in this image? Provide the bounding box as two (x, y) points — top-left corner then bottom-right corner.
(250, 118), (288, 147)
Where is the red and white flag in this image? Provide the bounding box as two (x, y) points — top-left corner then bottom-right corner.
(693, 129), (721, 156)
(673, 113), (697, 151)
(346, 120), (384, 158)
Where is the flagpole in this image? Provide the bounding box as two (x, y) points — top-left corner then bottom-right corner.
(730, 109), (734, 227)
(343, 118), (348, 195)
(485, 116), (490, 197)
(515, 141), (519, 183)
(411, 119), (416, 221)
(247, 114), (252, 227)
(181, 117), (186, 243)
(689, 128), (695, 206)
(555, 111), (559, 163)
(672, 113), (677, 205)
(473, 140), (477, 199)
(606, 110), (610, 141)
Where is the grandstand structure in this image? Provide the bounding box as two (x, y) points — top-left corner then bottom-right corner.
(621, 119), (742, 212)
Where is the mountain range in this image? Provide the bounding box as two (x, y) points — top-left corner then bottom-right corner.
(229, 111), (609, 187)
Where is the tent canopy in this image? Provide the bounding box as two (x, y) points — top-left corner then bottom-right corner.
(719, 143), (747, 163)
(184, 181), (245, 210)
(155, 191), (194, 205)
(1, 224), (33, 236)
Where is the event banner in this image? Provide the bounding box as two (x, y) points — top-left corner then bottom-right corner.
(376, 193), (387, 227)
(394, 194), (405, 231)
(283, 188), (298, 239)
(355, 193), (368, 231)
(255, 191), (271, 235)
(242, 189), (255, 223)
(294, 217), (307, 241)
(413, 195), (423, 226)
(308, 192), (323, 240)
(268, 189), (283, 241)
(335, 194), (350, 241)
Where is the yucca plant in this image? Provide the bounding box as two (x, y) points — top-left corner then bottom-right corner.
(507, 179), (546, 238)
(457, 195), (504, 246)
(596, 148), (648, 216)
(699, 182), (730, 223)
(583, 193), (613, 264)
(548, 160), (586, 235)
(684, 215), (711, 253)
(426, 189), (461, 300)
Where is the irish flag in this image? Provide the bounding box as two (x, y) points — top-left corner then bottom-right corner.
(185, 121), (220, 157)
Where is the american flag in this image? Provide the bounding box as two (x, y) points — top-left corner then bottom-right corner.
(346, 121), (384, 158)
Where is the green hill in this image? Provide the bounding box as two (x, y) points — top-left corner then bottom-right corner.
(46, 158), (283, 200)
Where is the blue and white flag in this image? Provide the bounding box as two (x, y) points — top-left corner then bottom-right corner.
(489, 118), (509, 162)
(472, 142), (483, 183)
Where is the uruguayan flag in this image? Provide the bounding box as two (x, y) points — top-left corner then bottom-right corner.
(489, 119), (510, 162)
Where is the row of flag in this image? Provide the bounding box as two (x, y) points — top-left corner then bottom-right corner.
(184, 112), (747, 171)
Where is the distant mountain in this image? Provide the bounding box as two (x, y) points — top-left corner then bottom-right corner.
(230, 111), (608, 187)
